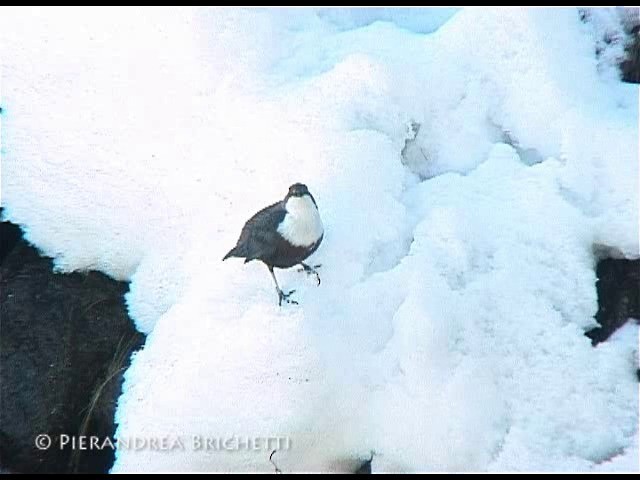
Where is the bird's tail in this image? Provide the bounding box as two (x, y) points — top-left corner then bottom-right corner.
(222, 246), (241, 261)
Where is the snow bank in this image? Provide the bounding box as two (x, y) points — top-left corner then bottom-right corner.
(315, 7), (458, 33)
(1, 7), (637, 473)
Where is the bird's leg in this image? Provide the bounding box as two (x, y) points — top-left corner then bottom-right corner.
(268, 266), (298, 306)
(298, 262), (321, 286)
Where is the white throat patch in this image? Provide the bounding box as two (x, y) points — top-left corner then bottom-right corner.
(277, 194), (324, 247)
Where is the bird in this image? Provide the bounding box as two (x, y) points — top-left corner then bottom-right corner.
(222, 183), (324, 306)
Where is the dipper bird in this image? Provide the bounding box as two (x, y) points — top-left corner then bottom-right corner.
(222, 183), (324, 306)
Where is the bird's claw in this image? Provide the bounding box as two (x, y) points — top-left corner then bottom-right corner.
(278, 289), (298, 306)
(298, 264), (322, 286)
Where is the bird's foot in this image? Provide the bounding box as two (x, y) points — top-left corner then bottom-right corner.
(298, 263), (322, 286)
(277, 289), (298, 307)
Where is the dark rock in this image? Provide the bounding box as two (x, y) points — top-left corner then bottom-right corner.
(586, 258), (640, 346)
(355, 452), (374, 474)
(0, 219), (22, 263)
(0, 221), (144, 473)
(621, 30), (640, 83)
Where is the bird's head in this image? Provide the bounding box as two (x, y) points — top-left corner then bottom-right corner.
(286, 183), (310, 198)
(285, 183), (318, 209)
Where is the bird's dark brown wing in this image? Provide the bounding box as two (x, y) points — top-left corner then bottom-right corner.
(231, 201), (287, 262)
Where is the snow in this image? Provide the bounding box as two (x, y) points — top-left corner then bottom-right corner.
(1, 6), (638, 473)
